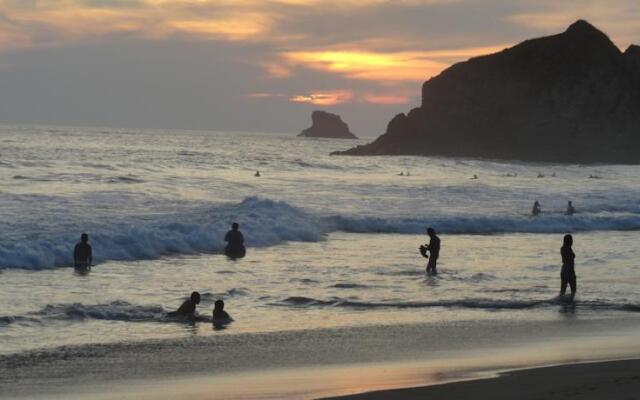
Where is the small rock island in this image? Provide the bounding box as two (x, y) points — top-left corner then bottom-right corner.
(298, 111), (358, 139)
(333, 20), (640, 163)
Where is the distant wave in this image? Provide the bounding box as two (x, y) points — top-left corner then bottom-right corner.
(278, 296), (640, 313)
(2, 196), (640, 270)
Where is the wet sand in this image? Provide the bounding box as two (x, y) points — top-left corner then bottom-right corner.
(323, 359), (640, 400)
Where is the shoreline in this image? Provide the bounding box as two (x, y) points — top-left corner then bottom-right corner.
(2, 317), (640, 399)
(321, 358), (640, 400)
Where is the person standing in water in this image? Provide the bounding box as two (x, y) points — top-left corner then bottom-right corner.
(566, 201), (576, 215)
(74, 233), (92, 269)
(560, 234), (577, 301)
(420, 227), (440, 275)
(532, 201), (541, 216)
(224, 222), (246, 258)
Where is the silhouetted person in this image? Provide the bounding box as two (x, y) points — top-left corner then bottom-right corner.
(255, 170), (261, 177)
(224, 222), (246, 258)
(168, 291), (200, 318)
(398, 171), (404, 176)
(420, 227), (440, 275)
(471, 174), (478, 180)
(74, 233), (92, 269)
(532, 201), (541, 216)
(566, 201), (575, 216)
(212, 299), (232, 326)
(560, 234), (576, 301)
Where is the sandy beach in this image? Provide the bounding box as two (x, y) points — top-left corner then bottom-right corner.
(323, 359), (640, 400)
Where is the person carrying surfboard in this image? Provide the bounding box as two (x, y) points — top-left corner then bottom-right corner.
(420, 227), (440, 275)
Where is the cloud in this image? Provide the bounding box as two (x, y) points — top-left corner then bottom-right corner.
(290, 90), (354, 105)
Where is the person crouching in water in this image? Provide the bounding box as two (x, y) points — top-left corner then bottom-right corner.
(420, 227), (440, 275)
(74, 233), (92, 270)
(168, 291), (201, 318)
(224, 222), (246, 258)
(212, 299), (232, 327)
(560, 234), (577, 301)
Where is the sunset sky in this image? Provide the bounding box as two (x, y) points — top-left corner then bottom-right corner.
(0, 0), (638, 136)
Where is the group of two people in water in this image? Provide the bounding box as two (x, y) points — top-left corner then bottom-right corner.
(166, 291), (232, 325)
(532, 200), (575, 216)
(417, 227), (577, 301)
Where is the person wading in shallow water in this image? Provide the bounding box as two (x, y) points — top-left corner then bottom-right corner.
(420, 227), (441, 275)
(74, 233), (92, 270)
(168, 291), (201, 318)
(224, 222), (246, 258)
(560, 234), (577, 301)
(532, 201), (542, 216)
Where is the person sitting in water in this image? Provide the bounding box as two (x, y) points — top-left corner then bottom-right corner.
(255, 170), (261, 177)
(420, 227), (440, 275)
(532, 201), (542, 216)
(74, 233), (92, 269)
(167, 291), (200, 318)
(471, 174), (478, 179)
(560, 234), (577, 301)
(212, 299), (232, 325)
(224, 222), (246, 258)
(566, 201), (576, 216)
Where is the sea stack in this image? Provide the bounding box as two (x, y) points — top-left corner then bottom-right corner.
(333, 20), (640, 163)
(298, 110), (357, 139)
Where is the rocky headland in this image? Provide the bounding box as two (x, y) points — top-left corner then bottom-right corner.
(333, 20), (640, 163)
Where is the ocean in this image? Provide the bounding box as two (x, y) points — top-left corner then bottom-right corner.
(1, 124), (640, 397)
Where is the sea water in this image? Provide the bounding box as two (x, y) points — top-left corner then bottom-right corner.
(1, 124), (640, 358)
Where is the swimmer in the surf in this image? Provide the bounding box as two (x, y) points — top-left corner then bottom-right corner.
(532, 201), (541, 216)
(168, 291), (200, 318)
(224, 222), (246, 258)
(560, 234), (576, 301)
(212, 299), (232, 326)
(565, 201), (575, 216)
(420, 227), (440, 275)
(73, 233), (92, 270)
(471, 174), (478, 179)
(255, 170), (261, 177)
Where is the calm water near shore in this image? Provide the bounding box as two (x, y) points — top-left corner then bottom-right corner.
(1, 125), (640, 396)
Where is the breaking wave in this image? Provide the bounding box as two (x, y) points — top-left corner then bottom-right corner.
(2, 196), (640, 270)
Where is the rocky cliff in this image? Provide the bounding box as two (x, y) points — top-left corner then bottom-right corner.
(333, 20), (640, 163)
(299, 111), (357, 139)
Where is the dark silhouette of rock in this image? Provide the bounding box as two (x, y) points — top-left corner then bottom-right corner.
(333, 20), (640, 163)
(299, 111), (357, 139)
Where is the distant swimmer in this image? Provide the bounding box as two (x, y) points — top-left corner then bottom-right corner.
(537, 173), (545, 178)
(565, 201), (576, 216)
(532, 201), (541, 216)
(212, 299), (233, 326)
(560, 234), (577, 301)
(471, 174), (478, 180)
(167, 291), (200, 318)
(73, 233), (92, 270)
(224, 222), (246, 258)
(398, 172), (404, 176)
(419, 227), (440, 275)
(255, 171), (261, 177)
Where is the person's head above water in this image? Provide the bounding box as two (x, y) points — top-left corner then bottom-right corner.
(231, 222), (239, 231)
(568, 201), (573, 206)
(80, 233), (88, 243)
(427, 227), (436, 236)
(563, 234), (573, 247)
(214, 299), (224, 311)
(190, 291), (201, 304)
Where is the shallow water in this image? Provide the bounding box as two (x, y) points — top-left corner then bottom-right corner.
(1, 125), (640, 358)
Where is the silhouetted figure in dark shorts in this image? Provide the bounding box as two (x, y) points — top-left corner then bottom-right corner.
(566, 201), (575, 216)
(74, 233), (92, 270)
(420, 227), (440, 275)
(224, 222), (246, 258)
(168, 291), (201, 318)
(532, 201), (541, 216)
(212, 299), (232, 326)
(560, 234), (576, 301)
